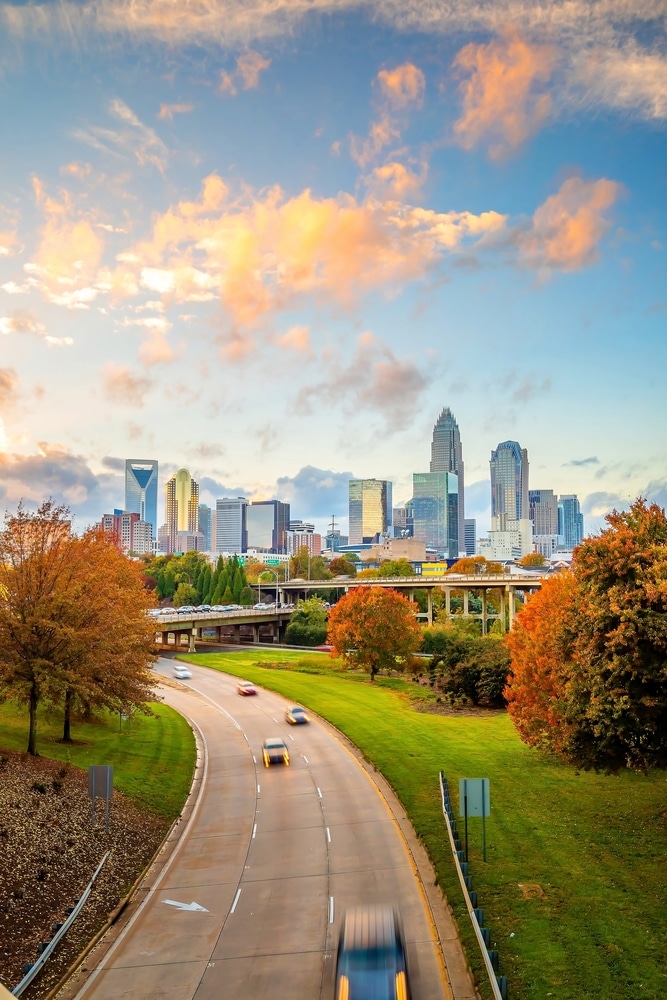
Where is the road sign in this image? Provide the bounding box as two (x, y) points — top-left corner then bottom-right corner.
(88, 765), (113, 832)
(459, 778), (490, 861)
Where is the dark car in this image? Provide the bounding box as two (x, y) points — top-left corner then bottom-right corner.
(335, 905), (410, 1000)
(285, 706), (309, 725)
(262, 737), (290, 767)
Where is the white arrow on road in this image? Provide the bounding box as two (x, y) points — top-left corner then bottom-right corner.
(163, 899), (209, 912)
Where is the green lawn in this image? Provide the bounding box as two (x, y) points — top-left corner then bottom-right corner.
(0, 699), (195, 819)
(180, 648), (667, 1000)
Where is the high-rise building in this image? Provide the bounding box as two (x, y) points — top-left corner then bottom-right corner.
(464, 518), (476, 557)
(246, 500), (291, 553)
(198, 504), (212, 551)
(99, 510), (152, 555)
(430, 408), (465, 556)
(529, 489), (558, 535)
(411, 472), (458, 557)
(348, 479), (392, 545)
(164, 469), (199, 554)
(490, 441), (529, 521)
(393, 505), (412, 539)
(558, 495), (584, 550)
(215, 497), (247, 553)
(124, 459), (158, 537)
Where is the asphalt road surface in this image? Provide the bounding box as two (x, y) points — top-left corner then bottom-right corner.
(70, 656), (453, 1000)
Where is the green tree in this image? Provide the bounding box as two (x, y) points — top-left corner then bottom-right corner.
(285, 597), (329, 646)
(329, 556), (357, 577)
(327, 587), (422, 680)
(174, 582), (197, 606)
(377, 559), (415, 578)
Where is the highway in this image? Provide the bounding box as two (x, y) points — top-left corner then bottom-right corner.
(66, 657), (460, 1000)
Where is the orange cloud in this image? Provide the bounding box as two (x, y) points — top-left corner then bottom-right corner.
(377, 63), (425, 109)
(520, 176), (622, 271)
(278, 325), (311, 352)
(350, 116), (400, 168)
(220, 50), (271, 95)
(157, 102), (194, 120)
(364, 161), (427, 199)
(102, 363), (152, 405)
(453, 29), (555, 159)
(0, 231), (17, 256)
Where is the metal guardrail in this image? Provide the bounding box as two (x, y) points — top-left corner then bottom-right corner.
(439, 773), (507, 1000)
(12, 851), (110, 997)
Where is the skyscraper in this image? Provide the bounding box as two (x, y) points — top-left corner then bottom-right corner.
(124, 459), (158, 537)
(529, 489), (558, 535)
(164, 469), (199, 554)
(348, 479), (392, 545)
(411, 472), (458, 557)
(490, 441), (529, 521)
(430, 408), (465, 555)
(246, 500), (291, 553)
(558, 495), (585, 550)
(198, 504), (212, 551)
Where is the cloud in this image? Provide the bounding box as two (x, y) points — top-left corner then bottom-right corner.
(564, 456), (600, 467)
(500, 370), (551, 404)
(278, 325), (311, 352)
(377, 62), (425, 109)
(157, 102), (194, 120)
(452, 29), (555, 158)
(363, 160), (427, 199)
(220, 50), (271, 95)
(1, 281), (30, 294)
(295, 330), (431, 431)
(72, 99), (169, 174)
(350, 116), (401, 168)
(0, 368), (19, 409)
(276, 465), (354, 518)
(102, 363), (152, 405)
(0, 310), (47, 338)
(0, 231), (17, 256)
(519, 176), (622, 272)
(571, 44), (667, 120)
(101, 455), (125, 471)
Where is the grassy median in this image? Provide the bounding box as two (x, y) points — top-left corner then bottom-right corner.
(0, 700), (195, 818)
(181, 648), (667, 1000)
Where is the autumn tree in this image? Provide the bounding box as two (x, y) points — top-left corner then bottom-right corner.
(327, 587), (422, 680)
(518, 552), (548, 568)
(329, 556), (357, 577)
(447, 556), (504, 575)
(0, 501), (157, 755)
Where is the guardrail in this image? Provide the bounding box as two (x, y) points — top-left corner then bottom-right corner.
(12, 851), (110, 997)
(439, 773), (507, 1000)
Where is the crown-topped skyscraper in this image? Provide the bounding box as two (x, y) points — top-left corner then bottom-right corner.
(430, 407), (465, 557)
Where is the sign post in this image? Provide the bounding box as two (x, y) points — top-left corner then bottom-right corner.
(88, 765), (114, 833)
(459, 778), (491, 861)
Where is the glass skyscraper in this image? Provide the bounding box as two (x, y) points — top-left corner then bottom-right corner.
(490, 441), (529, 521)
(246, 500), (291, 553)
(348, 479), (392, 545)
(215, 497), (247, 553)
(411, 472), (458, 557)
(558, 495), (585, 550)
(164, 469), (199, 554)
(430, 408), (464, 555)
(124, 459), (158, 536)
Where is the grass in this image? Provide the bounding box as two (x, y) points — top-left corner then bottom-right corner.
(0, 699), (196, 819)
(179, 648), (667, 1000)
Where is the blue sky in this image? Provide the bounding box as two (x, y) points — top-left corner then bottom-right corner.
(0, 0), (665, 537)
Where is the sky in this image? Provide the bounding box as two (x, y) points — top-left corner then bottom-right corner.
(0, 0), (666, 539)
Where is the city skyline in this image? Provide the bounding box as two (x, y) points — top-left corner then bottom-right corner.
(0, 3), (665, 535)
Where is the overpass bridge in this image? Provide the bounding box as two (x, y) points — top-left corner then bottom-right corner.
(153, 606), (295, 652)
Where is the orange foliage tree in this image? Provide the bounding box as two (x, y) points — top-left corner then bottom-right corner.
(327, 587), (422, 680)
(447, 556), (503, 574)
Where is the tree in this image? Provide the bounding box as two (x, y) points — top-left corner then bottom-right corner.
(377, 559), (415, 578)
(447, 556), (503, 575)
(285, 597), (329, 646)
(0, 502), (157, 754)
(327, 587), (422, 680)
(518, 552), (547, 568)
(505, 499), (667, 771)
(329, 556), (357, 578)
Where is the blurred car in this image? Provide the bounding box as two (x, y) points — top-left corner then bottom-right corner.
(237, 680), (257, 696)
(176, 605), (196, 615)
(210, 604), (227, 612)
(285, 706), (309, 725)
(173, 666), (192, 680)
(262, 737), (290, 767)
(147, 608), (162, 618)
(253, 602), (275, 610)
(335, 905), (410, 1000)
(195, 604), (212, 612)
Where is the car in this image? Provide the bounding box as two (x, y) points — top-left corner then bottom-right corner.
(335, 905), (411, 1000)
(285, 706), (309, 725)
(173, 666), (192, 680)
(237, 680), (257, 696)
(195, 604), (212, 612)
(147, 608), (162, 618)
(159, 606), (175, 615)
(176, 605), (196, 615)
(253, 602), (275, 610)
(210, 605), (227, 612)
(262, 737), (290, 767)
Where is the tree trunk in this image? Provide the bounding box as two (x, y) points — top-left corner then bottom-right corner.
(27, 680), (39, 756)
(63, 688), (73, 742)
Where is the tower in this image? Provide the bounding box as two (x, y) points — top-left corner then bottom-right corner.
(124, 459), (158, 537)
(164, 469), (199, 554)
(490, 441), (529, 522)
(430, 408), (464, 556)
(348, 480), (392, 545)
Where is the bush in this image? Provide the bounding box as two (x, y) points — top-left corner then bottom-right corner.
(284, 623), (328, 647)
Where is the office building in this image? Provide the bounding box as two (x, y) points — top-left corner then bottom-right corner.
(198, 504), (212, 551)
(478, 516), (533, 561)
(411, 472), (458, 558)
(348, 479), (392, 545)
(124, 459), (158, 537)
(99, 510), (152, 555)
(393, 504), (413, 539)
(215, 497), (247, 553)
(559, 495), (585, 550)
(430, 408), (465, 555)
(164, 469), (199, 554)
(529, 489), (558, 535)
(246, 500), (291, 554)
(490, 441), (529, 521)
(464, 518), (476, 557)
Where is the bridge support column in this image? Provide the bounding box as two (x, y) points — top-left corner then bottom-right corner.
(188, 630), (196, 653)
(252, 625), (260, 643)
(444, 587), (451, 619)
(427, 588), (433, 625)
(509, 587), (517, 629)
(463, 591), (469, 615)
(499, 589), (507, 633)
(161, 631), (169, 646)
(232, 625), (241, 644)
(481, 590), (488, 635)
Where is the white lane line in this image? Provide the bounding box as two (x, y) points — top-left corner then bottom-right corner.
(329, 896), (334, 924)
(288, 734), (295, 741)
(272, 716), (278, 723)
(257, 784), (261, 794)
(303, 755), (309, 764)
(317, 787), (322, 799)
(326, 827), (331, 843)
(252, 823), (257, 839)
(253, 755), (257, 763)
(230, 889), (242, 914)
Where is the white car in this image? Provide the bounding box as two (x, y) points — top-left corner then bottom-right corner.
(173, 666), (192, 680)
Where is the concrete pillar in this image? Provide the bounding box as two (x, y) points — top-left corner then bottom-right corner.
(509, 587), (517, 629)
(445, 587), (451, 618)
(499, 589), (507, 634)
(481, 590), (488, 635)
(233, 624), (241, 644)
(252, 624), (260, 644)
(161, 631), (169, 646)
(188, 630), (196, 653)
(463, 591), (469, 615)
(427, 588), (433, 626)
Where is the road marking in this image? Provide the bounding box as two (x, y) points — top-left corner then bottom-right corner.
(257, 784), (261, 794)
(230, 889), (242, 914)
(303, 755), (309, 764)
(326, 827), (331, 843)
(288, 734), (295, 741)
(329, 896), (334, 924)
(163, 899), (208, 912)
(272, 716), (278, 723)
(317, 787), (322, 799)
(252, 823), (257, 839)
(253, 755), (257, 763)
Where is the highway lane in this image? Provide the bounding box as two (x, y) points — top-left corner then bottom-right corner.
(69, 656), (452, 1000)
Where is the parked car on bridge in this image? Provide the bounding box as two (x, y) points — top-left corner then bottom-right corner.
(176, 605), (196, 614)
